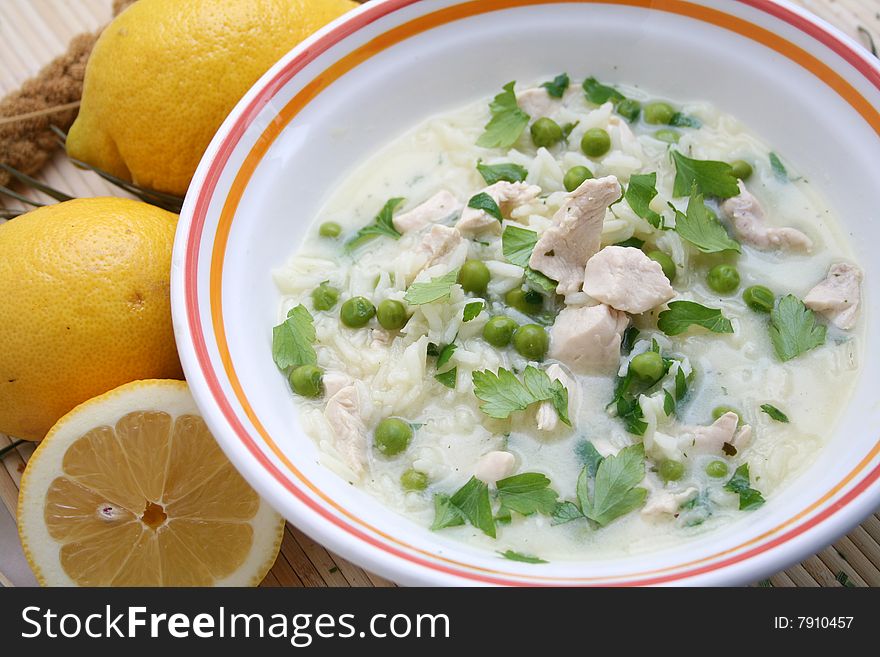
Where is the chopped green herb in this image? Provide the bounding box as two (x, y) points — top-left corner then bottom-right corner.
(496, 472), (559, 516)
(670, 187), (741, 253)
(426, 342), (440, 358)
(561, 121), (579, 140)
(658, 300), (734, 336)
(468, 191), (503, 221)
(472, 366), (570, 425)
(724, 463), (765, 511)
(582, 76), (625, 105)
(345, 197), (405, 251)
(434, 368), (457, 388)
(430, 494), (465, 530)
(476, 161), (528, 185)
(476, 81), (530, 149)
(449, 476), (496, 537)
(551, 501), (585, 525)
(760, 404), (789, 423)
(463, 301), (484, 322)
(625, 172), (663, 228)
(541, 73), (570, 98)
(404, 269), (461, 305)
(614, 237), (645, 248)
(499, 550), (548, 564)
(579, 444), (648, 526)
(769, 294), (827, 362)
(769, 152), (788, 180)
(671, 151), (740, 198)
(437, 343), (457, 368)
(575, 440), (605, 477)
(620, 326), (640, 354)
(501, 225), (558, 293)
(272, 305), (317, 371)
(663, 389), (676, 416)
(669, 112), (701, 128)
(675, 366), (688, 401)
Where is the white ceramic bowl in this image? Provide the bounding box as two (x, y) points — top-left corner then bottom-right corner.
(171, 0), (880, 585)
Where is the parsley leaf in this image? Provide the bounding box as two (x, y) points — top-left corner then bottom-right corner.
(541, 73), (570, 98)
(658, 300), (734, 336)
(476, 161), (528, 185)
(463, 301), (484, 322)
(404, 268), (461, 305)
(769, 152), (788, 181)
(501, 225), (558, 292)
(434, 368), (457, 389)
(272, 305), (317, 371)
(476, 81), (530, 149)
(436, 343), (457, 368)
(430, 494), (464, 530)
(670, 112), (701, 128)
(769, 294), (827, 362)
(472, 366), (570, 425)
(663, 389), (676, 416)
(671, 151), (740, 198)
(581, 444), (647, 526)
(724, 464), (766, 510)
(625, 172), (663, 228)
(582, 76), (625, 105)
(449, 476), (496, 537)
(499, 550), (548, 564)
(496, 473), (559, 516)
(760, 404), (789, 423)
(675, 366), (688, 400)
(614, 237), (645, 249)
(671, 187), (741, 253)
(551, 501), (584, 525)
(468, 192), (503, 222)
(345, 197), (405, 251)
(575, 440), (605, 477)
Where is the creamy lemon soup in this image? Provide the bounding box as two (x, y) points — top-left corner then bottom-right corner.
(271, 76), (862, 561)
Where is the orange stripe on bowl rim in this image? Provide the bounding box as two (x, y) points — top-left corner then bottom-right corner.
(185, 0), (880, 584)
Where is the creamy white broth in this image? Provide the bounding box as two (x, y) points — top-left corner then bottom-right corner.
(272, 79), (861, 560)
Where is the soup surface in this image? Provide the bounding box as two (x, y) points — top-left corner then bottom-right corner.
(271, 76), (862, 560)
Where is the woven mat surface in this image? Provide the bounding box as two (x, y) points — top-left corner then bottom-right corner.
(0, 0), (878, 588)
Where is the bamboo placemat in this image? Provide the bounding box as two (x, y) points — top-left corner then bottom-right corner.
(0, 0), (878, 588)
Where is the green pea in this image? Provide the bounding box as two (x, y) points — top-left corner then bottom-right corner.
(458, 260), (491, 294)
(483, 316), (518, 347)
(311, 283), (339, 311)
(512, 324), (549, 361)
(376, 299), (408, 330)
(616, 98), (642, 122)
(712, 406), (741, 423)
(743, 285), (774, 313)
(319, 221), (342, 238)
(730, 160), (753, 180)
(400, 468), (428, 491)
(374, 418), (413, 456)
(340, 296), (376, 328)
(647, 250), (676, 282)
(707, 264), (740, 294)
(530, 117), (564, 148)
(706, 460), (729, 478)
(644, 101), (675, 125)
(659, 459), (685, 482)
(505, 288), (543, 315)
(629, 351), (666, 385)
(289, 365), (323, 398)
(581, 127), (611, 157)
(653, 129), (680, 143)
(563, 165), (594, 192)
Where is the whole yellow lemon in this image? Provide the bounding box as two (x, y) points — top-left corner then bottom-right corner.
(67, 0), (358, 196)
(0, 198), (182, 441)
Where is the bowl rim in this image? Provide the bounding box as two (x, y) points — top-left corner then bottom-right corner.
(171, 0), (880, 586)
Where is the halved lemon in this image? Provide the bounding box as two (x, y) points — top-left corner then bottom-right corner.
(18, 380), (284, 586)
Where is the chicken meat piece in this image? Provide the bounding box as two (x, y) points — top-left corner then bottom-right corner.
(685, 412), (753, 455)
(456, 181), (541, 234)
(804, 262), (863, 330)
(582, 246), (674, 314)
(321, 371), (351, 398)
(516, 87), (557, 117)
(529, 175), (621, 295)
(536, 363), (576, 432)
(473, 451), (516, 484)
(721, 181), (812, 251)
(392, 190), (462, 233)
(415, 224), (465, 268)
(549, 304), (629, 373)
(324, 383), (373, 476)
(641, 487), (698, 517)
